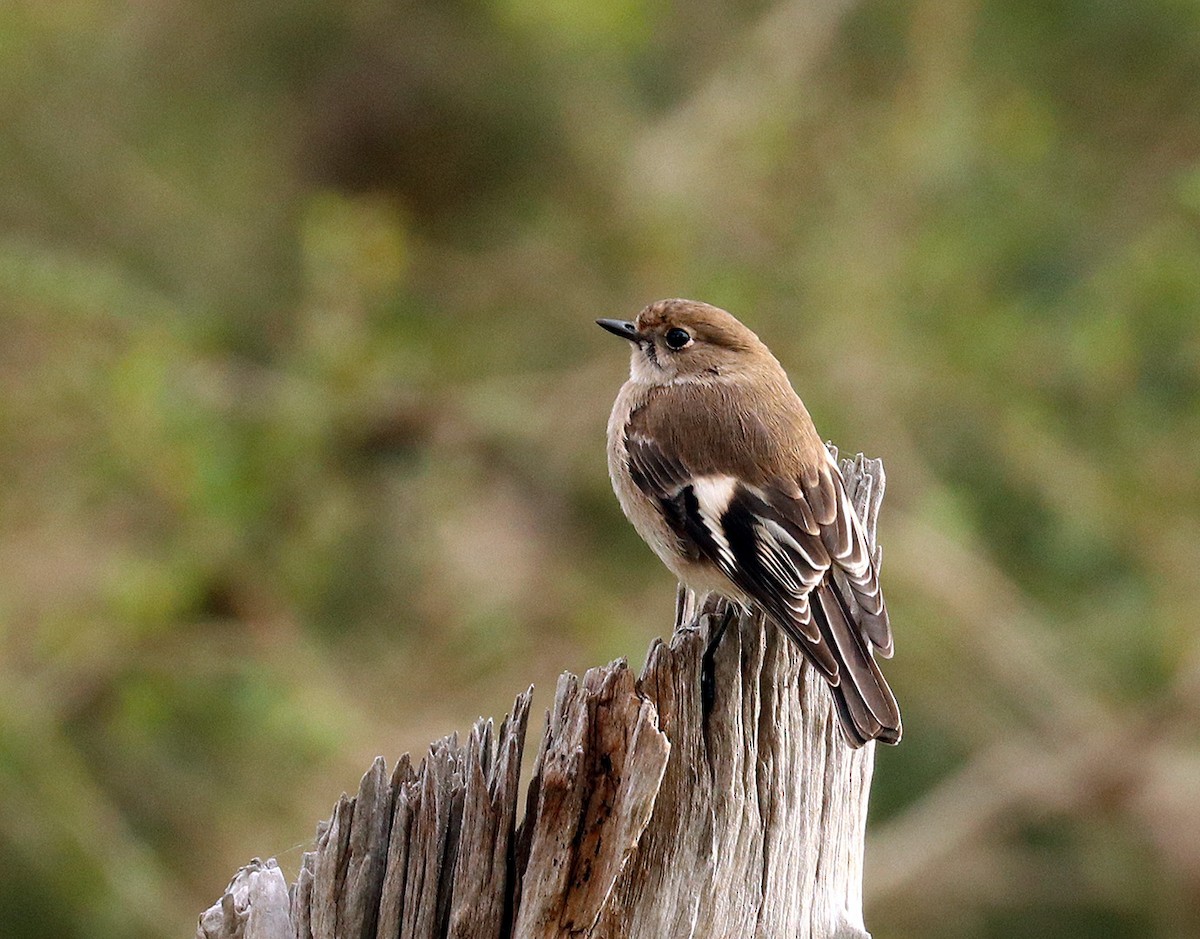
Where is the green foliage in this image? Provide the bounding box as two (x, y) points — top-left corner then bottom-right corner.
(2, 1), (1198, 935)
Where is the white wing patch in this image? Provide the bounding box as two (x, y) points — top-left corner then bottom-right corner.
(691, 475), (739, 569)
(692, 475), (738, 516)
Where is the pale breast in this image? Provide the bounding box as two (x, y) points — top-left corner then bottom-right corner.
(605, 381), (741, 597)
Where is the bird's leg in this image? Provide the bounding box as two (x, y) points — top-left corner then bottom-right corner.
(700, 595), (739, 716)
(674, 582), (693, 632)
(701, 594), (736, 652)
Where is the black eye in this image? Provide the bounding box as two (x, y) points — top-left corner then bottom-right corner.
(664, 327), (692, 350)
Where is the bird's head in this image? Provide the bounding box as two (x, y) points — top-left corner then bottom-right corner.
(597, 298), (773, 385)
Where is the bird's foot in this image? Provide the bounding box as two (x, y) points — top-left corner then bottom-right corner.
(700, 598), (738, 717)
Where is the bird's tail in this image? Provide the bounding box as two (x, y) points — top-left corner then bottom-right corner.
(810, 579), (902, 748)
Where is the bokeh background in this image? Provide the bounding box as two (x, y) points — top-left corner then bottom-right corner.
(3, 0), (1200, 936)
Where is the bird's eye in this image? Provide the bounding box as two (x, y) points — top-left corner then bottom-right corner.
(664, 327), (692, 350)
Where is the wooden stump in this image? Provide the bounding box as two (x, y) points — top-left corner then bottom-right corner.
(197, 453), (888, 939)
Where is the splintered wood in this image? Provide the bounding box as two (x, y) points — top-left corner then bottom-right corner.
(197, 454), (886, 939)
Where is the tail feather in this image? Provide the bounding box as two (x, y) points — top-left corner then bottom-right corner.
(835, 568), (893, 658)
(810, 580), (902, 747)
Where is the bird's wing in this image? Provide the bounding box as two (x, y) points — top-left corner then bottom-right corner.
(625, 426), (892, 647)
(625, 429), (900, 745)
(623, 430), (834, 671)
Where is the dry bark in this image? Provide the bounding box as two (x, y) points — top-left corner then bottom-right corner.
(197, 453), (888, 939)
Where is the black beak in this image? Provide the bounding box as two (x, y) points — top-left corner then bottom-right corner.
(596, 319), (640, 343)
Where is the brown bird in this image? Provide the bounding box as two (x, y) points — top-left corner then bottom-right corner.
(598, 298), (900, 747)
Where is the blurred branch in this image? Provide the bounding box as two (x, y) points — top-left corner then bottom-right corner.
(0, 699), (179, 935)
(887, 511), (1115, 740)
(627, 0), (861, 206)
(866, 648), (1200, 911)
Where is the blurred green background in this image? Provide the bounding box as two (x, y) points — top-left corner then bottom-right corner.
(3, 0), (1199, 936)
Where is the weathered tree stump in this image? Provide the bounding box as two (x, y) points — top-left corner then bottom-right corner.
(197, 453), (888, 939)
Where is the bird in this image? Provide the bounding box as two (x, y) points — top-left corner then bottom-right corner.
(597, 298), (900, 747)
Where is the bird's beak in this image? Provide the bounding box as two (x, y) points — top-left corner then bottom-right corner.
(596, 319), (640, 343)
